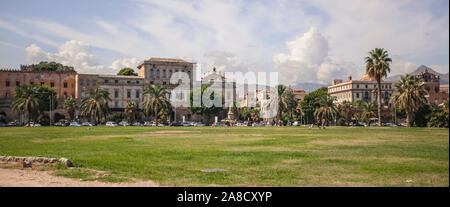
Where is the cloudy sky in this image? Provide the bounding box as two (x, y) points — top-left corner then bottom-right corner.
(0, 0), (448, 85)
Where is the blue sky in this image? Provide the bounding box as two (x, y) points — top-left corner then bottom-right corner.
(0, 0), (448, 84)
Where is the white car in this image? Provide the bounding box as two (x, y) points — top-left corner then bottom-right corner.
(69, 122), (82, 127)
(82, 122), (94, 126)
(293, 121), (300, 126)
(193, 122), (206, 127)
(235, 122), (247, 127)
(119, 121), (131, 126)
(106, 121), (118, 126)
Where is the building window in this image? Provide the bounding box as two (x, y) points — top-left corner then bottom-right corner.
(5, 92), (9, 97)
(356, 84), (359, 88)
(156, 69), (160, 78)
(115, 90), (119, 98)
(365, 85), (368, 89)
(80, 79), (84, 85)
(5, 81), (10, 87)
(93, 80), (96, 86)
(104, 79), (109, 83)
(50, 82), (55, 87)
(356, 93), (360, 98)
(136, 80), (140, 84)
(127, 80), (130, 84)
(127, 90), (131, 98)
(114, 101), (118, 108)
(86, 79), (90, 86)
(163, 82), (166, 85)
(169, 70), (173, 78)
(40, 82), (44, 85)
(150, 81), (154, 84)
(163, 70), (166, 78)
(136, 90), (140, 98)
(81, 90), (85, 98)
(64, 92), (67, 99)
(115, 80), (118, 84)
(150, 69), (154, 78)
(64, 82), (68, 88)
(16, 81), (20, 86)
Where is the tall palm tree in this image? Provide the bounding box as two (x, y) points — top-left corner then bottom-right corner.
(64, 97), (78, 121)
(80, 88), (111, 125)
(391, 74), (427, 127)
(11, 85), (39, 125)
(124, 102), (138, 122)
(365, 48), (392, 126)
(276, 85), (287, 122)
(143, 85), (170, 122)
(314, 96), (338, 128)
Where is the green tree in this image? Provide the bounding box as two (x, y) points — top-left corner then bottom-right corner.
(143, 85), (171, 122)
(231, 101), (240, 121)
(299, 87), (329, 124)
(64, 97), (78, 121)
(313, 96), (338, 129)
(117, 67), (137, 76)
(365, 48), (392, 126)
(124, 102), (138, 122)
(276, 85), (287, 122)
(428, 105), (449, 128)
(338, 100), (353, 125)
(34, 61), (75, 72)
(189, 85), (223, 124)
(391, 74), (427, 127)
(360, 101), (376, 126)
(80, 88), (111, 125)
(11, 85), (40, 125)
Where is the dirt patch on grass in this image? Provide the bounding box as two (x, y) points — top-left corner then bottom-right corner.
(0, 167), (159, 187)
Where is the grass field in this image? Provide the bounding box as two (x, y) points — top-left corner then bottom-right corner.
(0, 126), (448, 186)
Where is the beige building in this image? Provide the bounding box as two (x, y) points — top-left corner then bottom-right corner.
(328, 75), (394, 107)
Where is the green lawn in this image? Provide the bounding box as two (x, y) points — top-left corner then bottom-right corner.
(0, 126), (448, 186)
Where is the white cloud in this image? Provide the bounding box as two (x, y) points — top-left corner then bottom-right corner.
(110, 57), (140, 71)
(25, 40), (139, 74)
(273, 27), (360, 84)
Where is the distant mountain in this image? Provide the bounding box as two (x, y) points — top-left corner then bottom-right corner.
(290, 82), (327, 92)
(385, 65), (449, 85)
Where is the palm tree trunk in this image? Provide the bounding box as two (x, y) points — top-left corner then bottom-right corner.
(406, 111), (412, 128)
(377, 80), (382, 126)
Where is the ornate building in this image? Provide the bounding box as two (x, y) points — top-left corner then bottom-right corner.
(416, 69), (448, 105)
(328, 74), (394, 107)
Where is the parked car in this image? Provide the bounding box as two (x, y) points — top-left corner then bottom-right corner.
(181, 122), (191, 127)
(292, 121), (301, 126)
(171, 122), (183, 126)
(8, 122), (19, 127)
(106, 121), (118, 126)
(0, 123), (7, 127)
(193, 122), (206, 127)
(69, 122), (82, 127)
(384, 123), (399, 127)
(235, 122), (247, 127)
(157, 123), (167, 127)
(133, 122), (143, 126)
(118, 121), (131, 126)
(144, 121), (153, 126)
(252, 122), (264, 127)
(82, 122), (94, 126)
(212, 122), (226, 127)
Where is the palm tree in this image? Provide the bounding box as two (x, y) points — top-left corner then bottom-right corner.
(314, 96), (338, 128)
(391, 74), (427, 127)
(143, 85), (170, 122)
(339, 100), (353, 125)
(124, 102), (138, 123)
(80, 88), (111, 125)
(276, 85), (287, 122)
(11, 85), (39, 126)
(64, 97), (78, 121)
(365, 48), (392, 126)
(360, 101), (376, 126)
